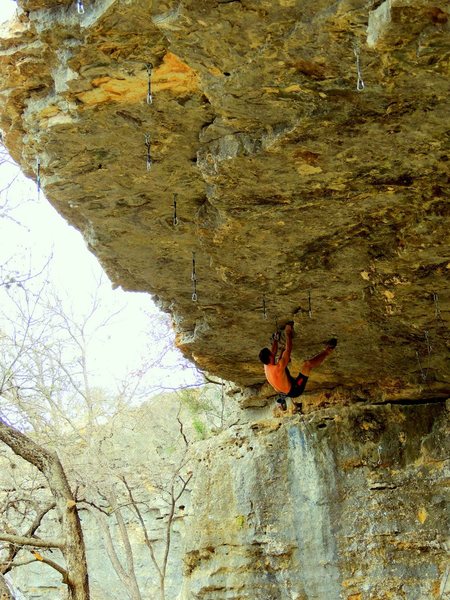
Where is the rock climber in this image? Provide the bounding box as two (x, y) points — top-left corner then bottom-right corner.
(259, 322), (337, 411)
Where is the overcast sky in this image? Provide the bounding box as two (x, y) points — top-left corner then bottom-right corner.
(0, 150), (201, 394)
(1, 2), (15, 22)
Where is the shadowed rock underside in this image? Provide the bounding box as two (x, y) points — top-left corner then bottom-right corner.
(0, 0), (449, 402)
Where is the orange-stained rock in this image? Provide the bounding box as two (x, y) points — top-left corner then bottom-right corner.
(76, 52), (198, 105)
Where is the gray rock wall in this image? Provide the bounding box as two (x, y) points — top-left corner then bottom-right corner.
(180, 401), (449, 600)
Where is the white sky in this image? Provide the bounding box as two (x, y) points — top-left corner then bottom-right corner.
(0, 152), (201, 393)
(1, 157), (204, 396)
(0, 2), (15, 22)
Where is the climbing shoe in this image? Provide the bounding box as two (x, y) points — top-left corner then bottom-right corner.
(326, 338), (338, 349)
(276, 396), (287, 411)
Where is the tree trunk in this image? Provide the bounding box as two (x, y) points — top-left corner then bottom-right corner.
(159, 574), (165, 600)
(0, 419), (90, 600)
(93, 499), (143, 600)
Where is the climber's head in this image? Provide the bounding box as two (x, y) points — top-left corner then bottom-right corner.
(259, 347), (272, 365)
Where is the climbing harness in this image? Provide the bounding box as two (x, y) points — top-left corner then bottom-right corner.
(353, 43), (365, 92)
(144, 133), (151, 171)
(173, 193), (178, 226)
(146, 63), (153, 105)
(191, 252), (197, 302)
(76, 0), (85, 14)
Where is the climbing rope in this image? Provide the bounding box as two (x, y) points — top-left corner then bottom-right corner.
(146, 63), (153, 105)
(191, 252), (197, 302)
(415, 350), (426, 382)
(425, 330), (432, 355)
(308, 289), (312, 319)
(302, 418), (329, 464)
(353, 43), (365, 92)
(144, 133), (151, 171)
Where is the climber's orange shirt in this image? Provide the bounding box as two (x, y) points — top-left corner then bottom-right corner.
(264, 362), (291, 394)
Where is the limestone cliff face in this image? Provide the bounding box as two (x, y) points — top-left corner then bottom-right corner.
(1, 4), (450, 600)
(183, 402), (449, 600)
(0, 0), (449, 398)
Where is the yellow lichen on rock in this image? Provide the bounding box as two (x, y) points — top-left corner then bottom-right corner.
(418, 507), (428, 524)
(295, 163), (323, 176)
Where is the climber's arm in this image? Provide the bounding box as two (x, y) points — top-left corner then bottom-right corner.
(270, 334), (279, 356)
(278, 324), (293, 368)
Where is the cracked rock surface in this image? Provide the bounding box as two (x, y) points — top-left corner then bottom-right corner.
(182, 401), (450, 599)
(0, 0), (449, 400)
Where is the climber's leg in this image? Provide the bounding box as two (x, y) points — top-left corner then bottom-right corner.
(300, 338), (337, 376)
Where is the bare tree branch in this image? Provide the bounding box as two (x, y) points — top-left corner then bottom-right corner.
(120, 477), (162, 580)
(90, 508), (142, 600)
(31, 551), (68, 581)
(1, 501), (57, 575)
(26, 502), (56, 539)
(0, 533), (63, 549)
(176, 408), (189, 448)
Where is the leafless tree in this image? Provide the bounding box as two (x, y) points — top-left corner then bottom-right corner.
(0, 454), (56, 577)
(62, 396), (195, 600)
(103, 410), (192, 600)
(120, 464), (192, 600)
(0, 420), (90, 600)
(0, 276), (204, 599)
(0, 280), (91, 599)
